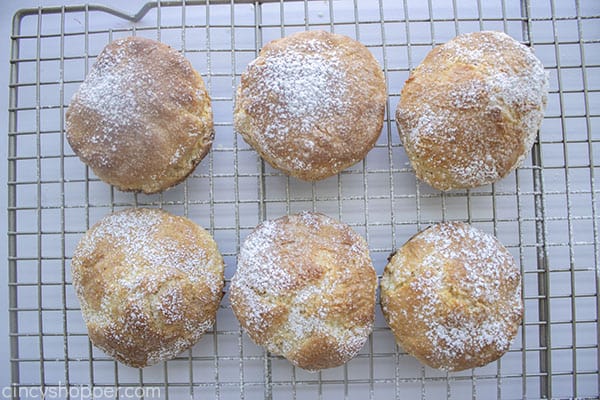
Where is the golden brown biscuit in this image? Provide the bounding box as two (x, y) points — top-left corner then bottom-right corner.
(234, 30), (386, 181)
(230, 212), (377, 371)
(71, 208), (224, 368)
(396, 31), (548, 191)
(66, 36), (214, 194)
(380, 222), (523, 371)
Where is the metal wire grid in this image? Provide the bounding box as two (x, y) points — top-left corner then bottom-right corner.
(6, 0), (599, 398)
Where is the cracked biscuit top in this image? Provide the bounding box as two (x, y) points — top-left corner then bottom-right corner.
(396, 31), (548, 191)
(230, 212), (377, 371)
(381, 221), (523, 371)
(71, 207), (224, 368)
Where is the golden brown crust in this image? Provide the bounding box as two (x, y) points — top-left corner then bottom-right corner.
(380, 222), (523, 372)
(230, 212), (377, 371)
(66, 36), (214, 194)
(234, 30), (386, 181)
(396, 31), (548, 191)
(71, 208), (224, 368)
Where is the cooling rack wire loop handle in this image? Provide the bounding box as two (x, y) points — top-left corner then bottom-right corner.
(13, 0), (309, 24)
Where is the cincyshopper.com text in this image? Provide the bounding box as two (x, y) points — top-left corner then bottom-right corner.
(2, 383), (161, 399)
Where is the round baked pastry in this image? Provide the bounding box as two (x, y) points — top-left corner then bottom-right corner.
(66, 36), (214, 194)
(230, 212), (377, 370)
(71, 208), (224, 368)
(234, 30), (386, 181)
(380, 221), (523, 371)
(396, 31), (548, 191)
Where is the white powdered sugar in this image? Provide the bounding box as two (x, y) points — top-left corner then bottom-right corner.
(283, 284), (329, 354)
(68, 43), (154, 166)
(405, 104), (455, 148)
(420, 222), (519, 297)
(235, 31), (386, 180)
(382, 222), (522, 371)
(74, 208), (219, 293)
(231, 212), (376, 370)
(76, 57), (146, 134)
(444, 31), (549, 136)
(66, 37), (211, 182)
(398, 31), (549, 189)
(449, 79), (485, 109)
(73, 207), (161, 261)
(229, 218), (291, 335)
(234, 219), (295, 297)
(449, 154), (499, 188)
(237, 35), (352, 172)
(244, 38), (347, 139)
(72, 208), (224, 367)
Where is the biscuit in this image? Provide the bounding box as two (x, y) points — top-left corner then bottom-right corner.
(71, 208), (224, 368)
(396, 31), (548, 190)
(380, 221), (523, 371)
(66, 36), (213, 194)
(235, 30), (386, 181)
(230, 212), (377, 370)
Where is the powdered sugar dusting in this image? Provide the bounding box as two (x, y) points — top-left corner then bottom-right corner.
(245, 38), (347, 137)
(65, 36), (213, 194)
(231, 212), (376, 370)
(381, 222), (522, 371)
(239, 37), (348, 170)
(397, 31), (549, 190)
(235, 219), (295, 296)
(283, 283), (331, 354)
(77, 55), (145, 135)
(235, 30), (386, 180)
(420, 222), (520, 303)
(74, 209), (220, 292)
(72, 207), (224, 367)
(67, 40), (156, 167)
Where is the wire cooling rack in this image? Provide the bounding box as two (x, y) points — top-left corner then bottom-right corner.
(6, 0), (599, 399)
